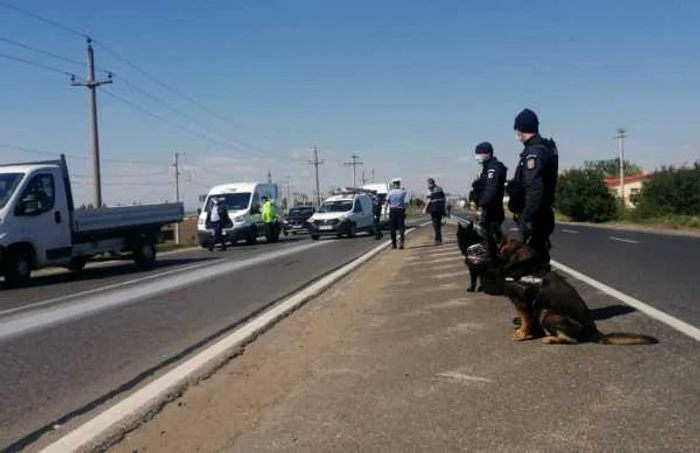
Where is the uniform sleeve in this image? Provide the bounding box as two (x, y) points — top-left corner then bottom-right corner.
(521, 150), (545, 225)
(479, 167), (499, 208)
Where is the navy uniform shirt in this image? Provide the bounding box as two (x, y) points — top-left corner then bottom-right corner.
(513, 135), (559, 226)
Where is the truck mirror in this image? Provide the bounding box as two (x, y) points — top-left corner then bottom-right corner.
(197, 208), (202, 215)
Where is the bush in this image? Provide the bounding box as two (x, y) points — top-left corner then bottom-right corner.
(556, 168), (617, 222)
(634, 162), (700, 217)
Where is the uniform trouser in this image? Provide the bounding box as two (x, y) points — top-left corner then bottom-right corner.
(527, 209), (555, 267)
(211, 221), (223, 247)
(264, 222), (276, 242)
(373, 216), (383, 238)
(431, 214), (443, 243)
(389, 209), (405, 247)
(479, 219), (503, 260)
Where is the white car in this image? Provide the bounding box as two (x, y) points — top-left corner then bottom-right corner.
(308, 192), (375, 240)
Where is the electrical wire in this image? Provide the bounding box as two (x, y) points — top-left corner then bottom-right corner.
(0, 51), (75, 77)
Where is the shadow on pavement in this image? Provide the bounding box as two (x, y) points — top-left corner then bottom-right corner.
(590, 304), (636, 321)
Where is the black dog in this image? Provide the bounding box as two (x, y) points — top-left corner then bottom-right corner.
(456, 221), (504, 295)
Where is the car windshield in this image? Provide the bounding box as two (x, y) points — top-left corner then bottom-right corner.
(206, 192), (251, 212)
(319, 200), (353, 213)
(0, 173), (24, 210)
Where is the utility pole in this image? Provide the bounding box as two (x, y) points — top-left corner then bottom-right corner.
(173, 152), (181, 244)
(266, 168), (272, 183)
(344, 153), (364, 188)
(616, 128), (627, 207)
(371, 169), (375, 183)
(71, 37), (112, 208)
(309, 146), (324, 207)
(360, 169), (368, 186)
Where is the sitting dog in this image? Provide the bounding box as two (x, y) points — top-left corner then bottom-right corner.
(456, 221), (504, 295)
(499, 239), (658, 345)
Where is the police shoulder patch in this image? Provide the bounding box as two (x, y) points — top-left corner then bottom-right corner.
(487, 169), (495, 178)
(526, 157), (537, 170)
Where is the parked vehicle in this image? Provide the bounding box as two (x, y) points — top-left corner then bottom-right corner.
(307, 188), (375, 240)
(197, 182), (280, 247)
(0, 156), (184, 288)
(282, 206), (316, 235)
(362, 182), (389, 228)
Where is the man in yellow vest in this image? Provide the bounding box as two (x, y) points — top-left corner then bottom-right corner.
(261, 196), (279, 243)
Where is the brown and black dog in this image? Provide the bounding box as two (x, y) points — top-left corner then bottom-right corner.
(498, 239), (658, 345)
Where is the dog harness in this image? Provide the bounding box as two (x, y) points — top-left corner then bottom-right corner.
(466, 243), (489, 265)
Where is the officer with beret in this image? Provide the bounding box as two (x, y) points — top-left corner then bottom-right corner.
(509, 108), (559, 270)
(473, 142), (507, 258)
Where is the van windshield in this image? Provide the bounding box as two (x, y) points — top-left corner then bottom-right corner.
(319, 200), (353, 213)
(0, 173), (24, 210)
(206, 192), (251, 212)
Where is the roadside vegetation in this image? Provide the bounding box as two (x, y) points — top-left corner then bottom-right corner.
(555, 160), (700, 231)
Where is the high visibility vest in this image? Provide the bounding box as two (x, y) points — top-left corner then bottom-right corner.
(261, 201), (275, 223)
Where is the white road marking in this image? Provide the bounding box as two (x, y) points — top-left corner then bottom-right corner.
(609, 236), (639, 244)
(552, 260), (700, 342)
(39, 227), (421, 453)
(427, 250), (462, 258)
(0, 242), (328, 339)
(436, 372), (493, 384)
(434, 271), (465, 280)
(561, 229), (579, 234)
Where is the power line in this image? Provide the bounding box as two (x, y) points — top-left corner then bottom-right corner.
(0, 1), (89, 39)
(0, 36), (83, 68)
(0, 142), (164, 165)
(0, 51), (75, 77)
(344, 153), (364, 188)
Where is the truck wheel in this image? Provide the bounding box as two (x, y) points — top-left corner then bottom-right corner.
(348, 222), (357, 238)
(4, 248), (32, 288)
(67, 257), (88, 272)
(311, 234), (320, 241)
(246, 227), (258, 245)
(134, 242), (157, 270)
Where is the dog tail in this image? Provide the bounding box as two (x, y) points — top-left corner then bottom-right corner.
(593, 330), (659, 346)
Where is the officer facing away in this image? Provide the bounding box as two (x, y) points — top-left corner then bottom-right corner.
(509, 108), (559, 269)
(386, 178), (407, 249)
(473, 141), (507, 257)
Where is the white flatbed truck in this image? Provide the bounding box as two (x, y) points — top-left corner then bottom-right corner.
(0, 155), (184, 288)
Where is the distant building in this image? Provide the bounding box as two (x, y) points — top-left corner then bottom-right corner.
(604, 173), (654, 208)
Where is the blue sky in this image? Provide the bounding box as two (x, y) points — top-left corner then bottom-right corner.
(1, 0), (699, 209)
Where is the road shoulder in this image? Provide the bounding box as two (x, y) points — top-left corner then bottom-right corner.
(109, 225), (700, 453)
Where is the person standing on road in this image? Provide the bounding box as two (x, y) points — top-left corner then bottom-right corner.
(386, 178), (407, 249)
(372, 193), (384, 240)
(424, 178), (446, 245)
(206, 198), (227, 252)
(261, 196), (278, 243)
(509, 108), (559, 269)
(473, 142), (508, 258)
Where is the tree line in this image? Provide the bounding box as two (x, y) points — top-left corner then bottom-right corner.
(555, 159), (700, 226)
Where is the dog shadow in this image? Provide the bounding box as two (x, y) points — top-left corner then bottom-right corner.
(590, 305), (636, 321)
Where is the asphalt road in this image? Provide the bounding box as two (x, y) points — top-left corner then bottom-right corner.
(0, 224), (422, 452)
(453, 212), (700, 328)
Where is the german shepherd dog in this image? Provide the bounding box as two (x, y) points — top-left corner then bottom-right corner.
(456, 221), (504, 295)
(499, 239), (658, 345)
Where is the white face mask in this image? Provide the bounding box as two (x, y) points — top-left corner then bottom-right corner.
(475, 154), (487, 164)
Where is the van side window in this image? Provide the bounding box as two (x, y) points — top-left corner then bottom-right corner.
(252, 192), (261, 212)
(16, 173), (55, 216)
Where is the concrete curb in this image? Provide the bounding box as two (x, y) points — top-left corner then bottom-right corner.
(39, 226), (427, 453)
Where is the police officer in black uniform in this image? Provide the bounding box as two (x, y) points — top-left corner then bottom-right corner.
(508, 108), (559, 269)
(372, 193), (384, 240)
(473, 142), (507, 257)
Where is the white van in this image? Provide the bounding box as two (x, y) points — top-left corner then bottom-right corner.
(197, 182), (278, 246)
(307, 189), (375, 240)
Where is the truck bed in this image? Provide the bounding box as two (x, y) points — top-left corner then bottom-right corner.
(73, 203), (184, 234)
